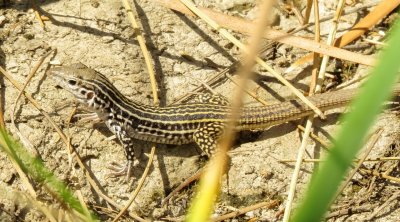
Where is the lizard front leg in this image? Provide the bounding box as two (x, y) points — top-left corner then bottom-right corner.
(105, 117), (135, 181)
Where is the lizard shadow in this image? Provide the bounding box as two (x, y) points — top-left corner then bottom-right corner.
(132, 1), (167, 106)
(174, 11), (237, 64)
(1, 0), (59, 8)
(238, 111), (343, 150)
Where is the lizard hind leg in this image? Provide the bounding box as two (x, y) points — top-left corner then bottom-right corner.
(193, 122), (225, 156)
(163, 122), (225, 203)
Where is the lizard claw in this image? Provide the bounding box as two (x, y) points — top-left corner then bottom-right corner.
(106, 160), (132, 181)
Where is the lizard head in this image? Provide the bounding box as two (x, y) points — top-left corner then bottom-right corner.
(49, 63), (114, 110)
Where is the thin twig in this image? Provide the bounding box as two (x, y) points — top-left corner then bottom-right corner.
(326, 203), (378, 219)
(363, 38), (387, 46)
(211, 200), (280, 222)
(225, 74), (269, 106)
(289, 0), (304, 24)
(360, 168), (400, 183)
(172, 41), (276, 105)
(303, 0), (313, 25)
(30, 0), (45, 28)
(171, 65), (234, 104)
(335, 128), (383, 197)
(309, 0), (321, 94)
(279, 156), (400, 163)
(161, 169), (203, 206)
(186, 76), (218, 95)
(296, 124), (329, 148)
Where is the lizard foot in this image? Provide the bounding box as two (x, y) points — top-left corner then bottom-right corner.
(106, 160), (132, 181)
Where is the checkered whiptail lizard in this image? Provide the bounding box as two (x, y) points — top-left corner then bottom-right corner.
(49, 63), (400, 176)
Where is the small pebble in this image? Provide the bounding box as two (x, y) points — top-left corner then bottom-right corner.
(0, 15), (6, 26)
(244, 165), (255, 174)
(245, 210), (255, 218)
(102, 36), (114, 43)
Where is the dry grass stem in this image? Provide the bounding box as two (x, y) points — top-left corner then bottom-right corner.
(335, 75), (368, 91)
(282, 0), (320, 219)
(225, 74), (269, 106)
(173, 41), (276, 105)
(211, 200), (280, 222)
(34, 10), (45, 28)
(186, 76), (218, 95)
(162, 169), (203, 206)
(363, 38), (387, 46)
(333, 0), (399, 48)
(30, 1), (45, 28)
(283, 116), (313, 222)
(172, 66), (233, 104)
(279, 156), (400, 163)
(303, 0), (313, 24)
(296, 124), (329, 148)
(360, 169), (400, 183)
(309, 0), (321, 93)
(289, 1), (304, 24)
(0, 66), (69, 146)
(316, 0), (345, 87)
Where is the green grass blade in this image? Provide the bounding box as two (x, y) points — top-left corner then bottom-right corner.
(0, 128), (97, 221)
(292, 19), (400, 221)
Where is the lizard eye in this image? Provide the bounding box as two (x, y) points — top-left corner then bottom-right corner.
(68, 80), (77, 85)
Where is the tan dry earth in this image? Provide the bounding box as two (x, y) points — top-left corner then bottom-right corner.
(0, 0), (399, 221)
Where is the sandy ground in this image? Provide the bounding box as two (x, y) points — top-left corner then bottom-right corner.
(0, 0), (399, 221)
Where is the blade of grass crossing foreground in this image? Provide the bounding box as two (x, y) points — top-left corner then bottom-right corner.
(0, 128), (96, 221)
(292, 19), (400, 221)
